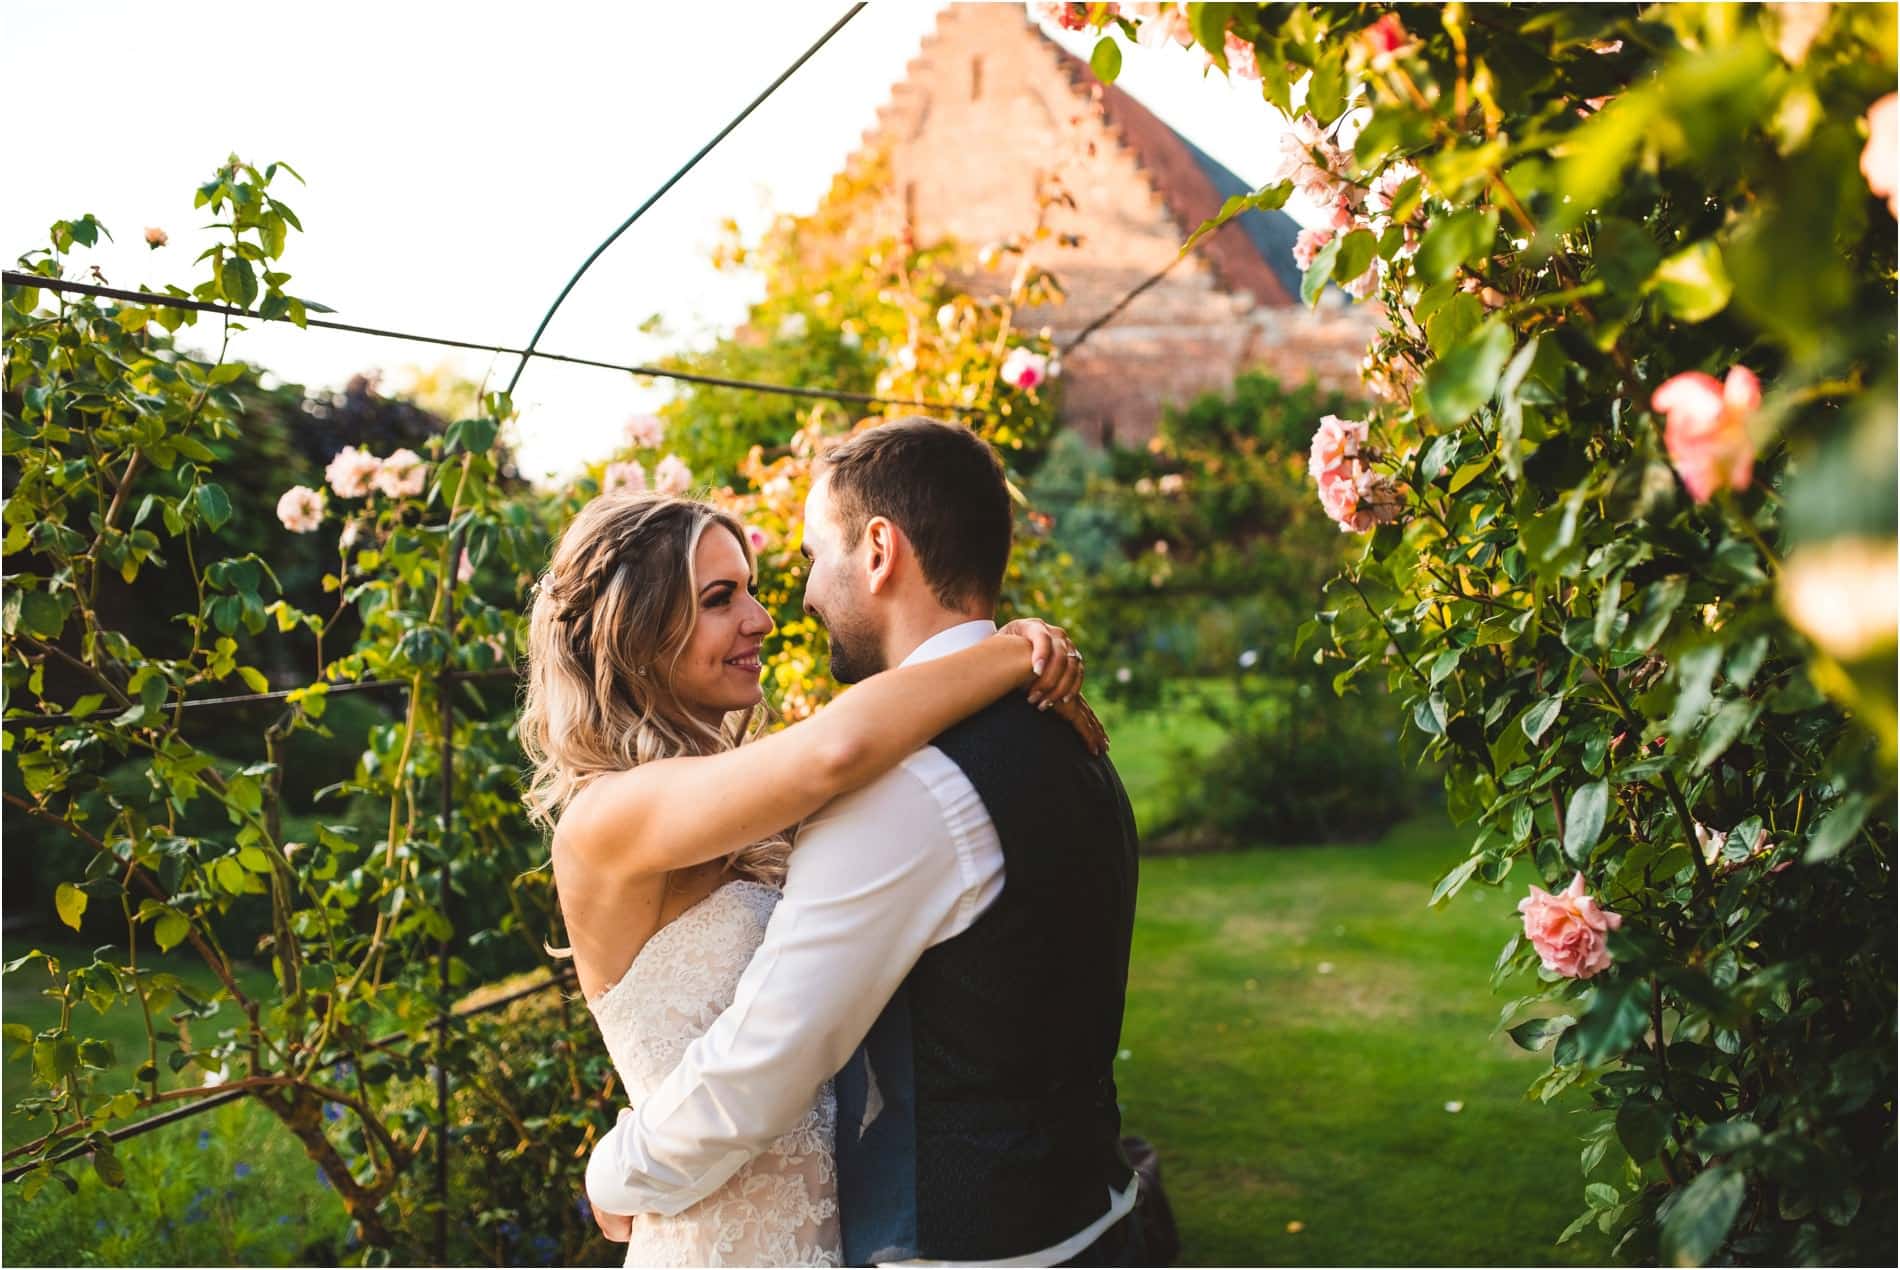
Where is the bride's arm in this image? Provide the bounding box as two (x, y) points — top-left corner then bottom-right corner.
(557, 629), (1079, 878)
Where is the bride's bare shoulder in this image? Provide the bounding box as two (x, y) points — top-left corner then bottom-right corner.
(553, 765), (656, 866)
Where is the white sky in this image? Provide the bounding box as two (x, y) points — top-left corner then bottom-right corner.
(1, 1), (1296, 485)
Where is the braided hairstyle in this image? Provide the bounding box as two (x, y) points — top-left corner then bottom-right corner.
(519, 490), (787, 884)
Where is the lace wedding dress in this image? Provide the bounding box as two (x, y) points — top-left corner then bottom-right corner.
(587, 880), (841, 1267)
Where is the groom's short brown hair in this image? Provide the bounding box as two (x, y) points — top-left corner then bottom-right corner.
(815, 416), (1012, 610)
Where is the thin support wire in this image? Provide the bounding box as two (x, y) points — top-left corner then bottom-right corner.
(1, 271), (977, 417)
(502, 3), (868, 400)
(0, 969), (574, 1184)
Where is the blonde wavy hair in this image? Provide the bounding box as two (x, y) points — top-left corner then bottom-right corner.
(518, 489), (788, 885)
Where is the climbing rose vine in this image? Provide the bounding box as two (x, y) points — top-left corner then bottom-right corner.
(1073, 4), (1898, 1265)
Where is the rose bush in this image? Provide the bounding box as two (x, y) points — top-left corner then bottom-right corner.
(2, 158), (600, 1260)
(1073, 3), (1897, 1263)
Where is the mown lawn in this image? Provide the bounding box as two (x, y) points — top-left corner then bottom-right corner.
(1119, 817), (1617, 1266)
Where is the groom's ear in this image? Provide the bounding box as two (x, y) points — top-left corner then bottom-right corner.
(863, 516), (899, 595)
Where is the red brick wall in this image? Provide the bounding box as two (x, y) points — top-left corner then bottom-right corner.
(834, 2), (1378, 443)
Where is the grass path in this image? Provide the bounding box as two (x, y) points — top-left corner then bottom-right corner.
(1119, 817), (1615, 1266)
(5, 817), (1618, 1264)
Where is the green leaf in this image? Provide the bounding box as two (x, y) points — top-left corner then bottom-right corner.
(55, 883), (87, 931)
(1429, 855), (1481, 908)
(1300, 236), (1342, 307)
(194, 484), (232, 531)
(1692, 698), (1756, 773)
(1089, 36), (1122, 83)
(1573, 978), (1649, 1064)
(92, 1148), (126, 1189)
(1564, 780), (1610, 865)
(1421, 320), (1513, 425)
(2, 1022), (33, 1059)
(1626, 576), (1686, 651)
(447, 416), (499, 455)
(1416, 207), (1501, 283)
(1590, 218), (1662, 297)
(1331, 229), (1378, 285)
(1448, 457), (1492, 493)
(1523, 694), (1564, 744)
(1805, 793), (1873, 863)
(1507, 1014), (1575, 1051)
(152, 909), (190, 952)
(218, 256), (259, 308)
(1182, 181), (1291, 254)
(15, 589), (67, 640)
(1661, 1164), (1744, 1267)
(1694, 1119), (1762, 1155)
(1425, 290), (1483, 358)
(1617, 1098), (1673, 1160)
(1648, 241), (1732, 323)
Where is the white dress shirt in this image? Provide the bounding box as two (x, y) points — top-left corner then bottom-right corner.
(585, 619), (1137, 1266)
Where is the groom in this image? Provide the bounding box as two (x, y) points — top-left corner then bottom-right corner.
(585, 416), (1145, 1266)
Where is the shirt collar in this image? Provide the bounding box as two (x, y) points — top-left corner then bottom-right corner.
(898, 619), (999, 668)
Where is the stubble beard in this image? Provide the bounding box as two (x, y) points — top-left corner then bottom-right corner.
(820, 607), (884, 685)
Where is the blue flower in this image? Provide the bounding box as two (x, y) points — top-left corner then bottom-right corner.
(94, 1219), (107, 1233)
(234, 1162), (252, 1179)
(530, 1234), (558, 1264)
(196, 1129), (211, 1150)
(499, 1220), (520, 1240)
(314, 1165), (332, 1189)
(323, 1101), (344, 1122)
(278, 1215), (292, 1226)
(576, 1195), (592, 1223)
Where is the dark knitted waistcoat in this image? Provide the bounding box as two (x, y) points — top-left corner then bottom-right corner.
(833, 695), (1141, 1265)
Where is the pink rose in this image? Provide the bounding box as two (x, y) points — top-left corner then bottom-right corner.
(144, 226), (168, 249)
(601, 460), (647, 495)
(1316, 463), (1398, 532)
(623, 414), (665, 450)
(1309, 414), (1368, 477)
(1030, 1), (1104, 32)
(1366, 162), (1419, 216)
(1361, 12), (1411, 59)
(275, 485), (324, 534)
(457, 548), (475, 584)
(1275, 115), (1348, 206)
(1128, 2), (1193, 48)
(1343, 263), (1381, 300)
(1222, 31), (1260, 81)
(1651, 366), (1760, 503)
(746, 525), (770, 551)
(323, 444), (382, 499)
(1291, 225), (1336, 272)
(653, 454), (694, 495)
(1861, 93), (1898, 219)
(1518, 873), (1623, 979)
(373, 448), (427, 499)
(1318, 469), (1361, 523)
(1001, 347), (1056, 390)
(1778, 536), (1899, 661)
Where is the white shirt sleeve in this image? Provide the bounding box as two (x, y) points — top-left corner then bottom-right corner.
(584, 747), (1002, 1217)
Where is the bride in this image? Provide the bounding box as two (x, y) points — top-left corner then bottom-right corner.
(517, 489), (1097, 1267)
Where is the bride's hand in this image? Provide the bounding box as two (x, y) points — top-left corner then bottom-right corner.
(997, 618), (1084, 708)
(1050, 692), (1110, 757)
